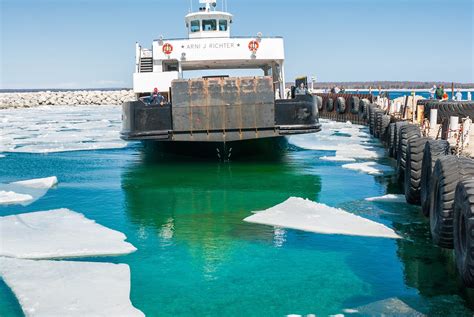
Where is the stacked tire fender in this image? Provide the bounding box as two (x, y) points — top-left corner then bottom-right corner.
(454, 179), (474, 286)
(396, 125), (421, 183)
(425, 101), (474, 123)
(429, 156), (474, 250)
(359, 99), (370, 120)
(362, 104), (474, 288)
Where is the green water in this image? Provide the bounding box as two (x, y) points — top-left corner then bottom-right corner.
(1, 144), (474, 316)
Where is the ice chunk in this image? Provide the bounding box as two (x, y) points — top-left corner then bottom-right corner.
(0, 177), (58, 206)
(288, 119), (384, 160)
(0, 209), (137, 259)
(335, 144), (385, 159)
(342, 162), (394, 175)
(348, 298), (424, 316)
(365, 194), (406, 203)
(244, 197), (400, 239)
(320, 156), (356, 162)
(0, 191), (33, 205)
(0, 105), (127, 154)
(11, 176), (58, 189)
(0, 257), (144, 317)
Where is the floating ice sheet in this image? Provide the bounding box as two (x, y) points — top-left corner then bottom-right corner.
(288, 119), (383, 160)
(0, 209), (137, 259)
(0, 105), (127, 153)
(320, 156), (356, 162)
(244, 197), (400, 239)
(0, 177), (57, 206)
(365, 194), (406, 203)
(0, 257), (144, 317)
(342, 162), (394, 175)
(345, 298), (424, 316)
(11, 176), (58, 189)
(0, 191), (33, 205)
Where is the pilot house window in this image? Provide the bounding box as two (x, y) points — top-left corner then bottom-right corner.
(190, 20), (200, 33)
(202, 19), (217, 31)
(219, 19), (228, 31)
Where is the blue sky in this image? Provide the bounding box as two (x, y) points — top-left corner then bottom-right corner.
(1, 0), (473, 89)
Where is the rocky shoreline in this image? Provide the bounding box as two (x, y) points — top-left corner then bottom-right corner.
(0, 90), (136, 109)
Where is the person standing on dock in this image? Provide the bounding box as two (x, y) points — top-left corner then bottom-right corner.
(435, 85), (444, 100)
(456, 89), (463, 101)
(468, 91), (472, 101)
(429, 85), (436, 99)
(295, 82), (309, 95)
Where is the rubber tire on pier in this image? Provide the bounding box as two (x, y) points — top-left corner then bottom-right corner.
(429, 156), (474, 249)
(380, 115), (391, 144)
(359, 99), (370, 119)
(420, 140), (450, 217)
(404, 137), (429, 205)
(393, 121), (408, 159)
(388, 123), (397, 157)
(315, 96), (323, 111)
(326, 98), (334, 112)
(374, 110), (384, 138)
(350, 96), (360, 114)
(368, 104), (376, 135)
(438, 101), (474, 121)
(453, 179), (474, 287)
(336, 97), (346, 114)
(396, 125), (421, 184)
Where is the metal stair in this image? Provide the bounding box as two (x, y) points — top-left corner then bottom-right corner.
(139, 57), (153, 73)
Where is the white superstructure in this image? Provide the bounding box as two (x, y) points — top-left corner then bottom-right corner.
(133, 0), (286, 98)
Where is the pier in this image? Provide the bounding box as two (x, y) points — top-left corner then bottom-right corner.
(316, 94), (474, 288)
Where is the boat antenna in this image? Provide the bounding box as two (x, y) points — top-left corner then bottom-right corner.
(189, 0), (193, 12)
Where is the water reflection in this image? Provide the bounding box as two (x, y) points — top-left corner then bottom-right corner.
(121, 153), (322, 269)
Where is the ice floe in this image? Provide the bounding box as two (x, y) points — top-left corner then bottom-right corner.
(11, 176), (58, 189)
(288, 119), (384, 160)
(0, 105), (127, 153)
(365, 194), (406, 203)
(0, 209), (137, 259)
(345, 298), (424, 316)
(342, 162), (394, 175)
(0, 177), (57, 206)
(244, 197), (400, 239)
(0, 257), (144, 317)
(320, 156), (356, 162)
(0, 191), (33, 205)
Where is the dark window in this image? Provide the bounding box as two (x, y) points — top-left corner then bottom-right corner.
(219, 19), (228, 31)
(190, 20), (200, 33)
(202, 19), (217, 31)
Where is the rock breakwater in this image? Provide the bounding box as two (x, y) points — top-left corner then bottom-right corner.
(0, 90), (136, 108)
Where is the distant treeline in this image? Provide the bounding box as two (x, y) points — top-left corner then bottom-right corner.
(287, 81), (473, 89)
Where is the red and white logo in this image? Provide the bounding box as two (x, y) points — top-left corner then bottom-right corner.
(162, 43), (173, 55)
(248, 40), (259, 52)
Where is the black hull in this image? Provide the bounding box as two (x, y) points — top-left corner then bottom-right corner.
(143, 136), (289, 161)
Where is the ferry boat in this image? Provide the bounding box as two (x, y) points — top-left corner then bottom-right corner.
(121, 0), (321, 159)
